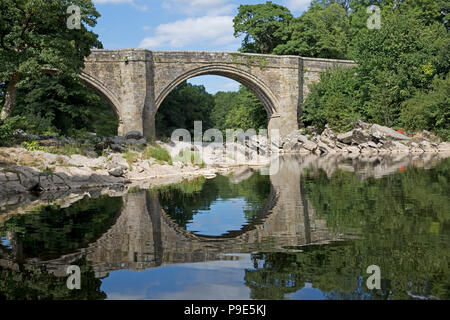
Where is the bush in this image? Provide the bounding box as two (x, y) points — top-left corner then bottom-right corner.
(123, 150), (139, 169)
(301, 67), (360, 133)
(401, 76), (450, 141)
(0, 116), (27, 146)
(143, 144), (172, 164)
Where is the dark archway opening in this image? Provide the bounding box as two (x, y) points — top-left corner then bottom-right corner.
(155, 75), (269, 140)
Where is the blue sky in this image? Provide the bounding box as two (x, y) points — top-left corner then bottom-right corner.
(92, 0), (311, 93)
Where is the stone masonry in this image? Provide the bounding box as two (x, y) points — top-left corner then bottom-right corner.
(81, 49), (356, 139)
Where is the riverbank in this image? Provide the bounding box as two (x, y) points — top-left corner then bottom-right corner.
(1, 121), (450, 198)
(1, 151), (449, 219)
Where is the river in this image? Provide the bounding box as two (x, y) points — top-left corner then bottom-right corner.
(0, 154), (449, 300)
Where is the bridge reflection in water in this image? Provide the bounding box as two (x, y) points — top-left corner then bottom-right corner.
(0, 157), (338, 279)
(1, 154), (449, 300)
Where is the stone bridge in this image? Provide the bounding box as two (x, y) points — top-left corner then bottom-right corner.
(81, 49), (355, 139)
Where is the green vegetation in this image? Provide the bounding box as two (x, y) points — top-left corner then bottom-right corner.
(400, 76), (450, 140)
(156, 82), (268, 139)
(13, 74), (119, 137)
(156, 82), (214, 138)
(1, 0), (448, 146)
(244, 159), (450, 300)
(173, 149), (205, 168)
(233, 1), (293, 54)
(21, 140), (92, 157)
(143, 144), (172, 164)
(0, 0), (118, 145)
(123, 150), (139, 170)
(0, 0), (102, 120)
(0, 195), (122, 259)
(233, 0), (450, 138)
(0, 258), (106, 300)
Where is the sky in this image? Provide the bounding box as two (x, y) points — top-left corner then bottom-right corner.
(92, 0), (312, 93)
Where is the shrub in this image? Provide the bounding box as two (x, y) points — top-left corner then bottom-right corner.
(123, 150), (139, 169)
(143, 144), (172, 164)
(301, 67), (360, 133)
(401, 76), (450, 141)
(0, 116), (26, 146)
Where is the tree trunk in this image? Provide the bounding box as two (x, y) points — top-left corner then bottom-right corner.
(0, 73), (19, 120)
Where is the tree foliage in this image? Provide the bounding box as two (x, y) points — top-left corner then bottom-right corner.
(233, 0), (450, 138)
(12, 74), (118, 136)
(245, 159), (450, 300)
(0, 0), (102, 120)
(233, 1), (293, 54)
(156, 81), (214, 139)
(274, 3), (351, 59)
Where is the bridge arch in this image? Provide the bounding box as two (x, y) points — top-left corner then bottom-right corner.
(155, 64), (280, 118)
(79, 71), (123, 133)
(157, 181), (279, 241)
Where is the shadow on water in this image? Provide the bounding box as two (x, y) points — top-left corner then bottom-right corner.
(0, 154), (449, 300)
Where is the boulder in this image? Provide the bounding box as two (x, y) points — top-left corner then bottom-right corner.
(125, 131), (144, 140)
(108, 167), (124, 177)
(438, 142), (450, 152)
(302, 140), (317, 151)
(389, 141), (410, 153)
(337, 129), (370, 145)
(343, 146), (360, 154)
(337, 131), (353, 144)
(352, 129), (372, 144)
(317, 141), (335, 155)
(137, 138), (148, 146)
(321, 126), (337, 140)
(369, 124), (410, 141)
(21, 177), (40, 191)
(355, 120), (371, 130)
(419, 141), (437, 153)
(111, 144), (126, 153)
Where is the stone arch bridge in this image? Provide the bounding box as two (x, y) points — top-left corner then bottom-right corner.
(81, 49), (355, 139)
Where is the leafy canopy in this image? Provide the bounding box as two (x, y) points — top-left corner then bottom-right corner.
(0, 0), (102, 81)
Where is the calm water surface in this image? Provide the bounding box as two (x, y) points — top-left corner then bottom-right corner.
(0, 156), (449, 300)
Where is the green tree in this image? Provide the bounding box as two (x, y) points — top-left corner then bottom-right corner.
(224, 86), (268, 131)
(302, 6), (449, 135)
(351, 8), (449, 127)
(211, 91), (239, 131)
(400, 75), (450, 140)
(274, 3), (351, 59)
(0, 0), (102, 120)
(301, 67), (360, 132)
(12, 74), (119, 137)
(233, 1), (293, 54)
(156, 81), (214, 138)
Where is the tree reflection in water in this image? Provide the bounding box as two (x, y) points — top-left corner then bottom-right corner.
(245, 159), (450, 300)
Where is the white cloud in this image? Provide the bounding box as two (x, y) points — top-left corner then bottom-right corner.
(282, 0), (311, 13)
(162, 0), (235, 16)
(139, 15), (238, 49)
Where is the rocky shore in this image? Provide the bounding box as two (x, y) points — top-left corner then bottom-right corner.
(280, 120), (450, 155)
(1, 121), (449, 197)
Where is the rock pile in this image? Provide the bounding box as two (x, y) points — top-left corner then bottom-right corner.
(280, 121), (450, 155)
(13, 130), (148, 155)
